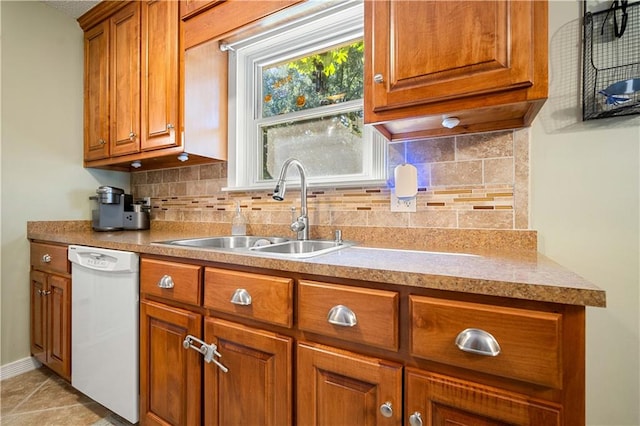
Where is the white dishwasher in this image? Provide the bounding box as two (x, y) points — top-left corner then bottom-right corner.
(68, 245), (139, 424)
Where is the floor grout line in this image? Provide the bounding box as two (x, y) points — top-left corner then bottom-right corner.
(8, 400), (99, 416)
(6, 375), (52, 415)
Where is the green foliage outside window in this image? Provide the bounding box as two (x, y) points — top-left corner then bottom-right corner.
(261, 41), (364, 118)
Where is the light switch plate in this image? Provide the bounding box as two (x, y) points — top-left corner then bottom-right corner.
(390, 191), (416, 212)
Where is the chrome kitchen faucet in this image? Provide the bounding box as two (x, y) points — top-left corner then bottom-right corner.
(273, 158), (309, 240)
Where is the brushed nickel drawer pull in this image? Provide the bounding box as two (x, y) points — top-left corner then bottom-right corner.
(455, 328), (501, 356)
(42, 254), (52, 263)
(230, 288), (252, 306)
(157, 275), (174, 289)
(327, 305), (357, 327)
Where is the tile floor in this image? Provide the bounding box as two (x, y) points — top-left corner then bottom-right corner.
(0, 367), (134, 425)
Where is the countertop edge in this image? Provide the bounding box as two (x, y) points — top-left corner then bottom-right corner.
(27, 227), (607, 308)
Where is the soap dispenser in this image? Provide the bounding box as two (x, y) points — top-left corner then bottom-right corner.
(231, 201), (247, 236)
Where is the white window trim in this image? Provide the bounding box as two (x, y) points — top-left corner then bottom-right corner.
(224, 0), (387, 192)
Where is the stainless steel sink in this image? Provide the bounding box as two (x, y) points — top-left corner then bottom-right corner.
(249, 239), (353, 258)
(156, 236), (290, 250)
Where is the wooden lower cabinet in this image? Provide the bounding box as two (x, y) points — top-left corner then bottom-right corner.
(30, 271), (71, 380)
(30, 242), (71, 381)
(405, 368), (562, 426)
(297, 341), (403, 426)
(203, 318), (292, 426)
(139, 256), (585, 425)
(140, 300), (202, 426)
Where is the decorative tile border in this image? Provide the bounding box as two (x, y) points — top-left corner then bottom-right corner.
(132, 129), (529, 230)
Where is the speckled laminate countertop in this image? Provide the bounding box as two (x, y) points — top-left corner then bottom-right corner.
(27, 221), (606, 307)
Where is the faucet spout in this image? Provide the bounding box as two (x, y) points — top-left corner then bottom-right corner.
(273, 158), (309, 240)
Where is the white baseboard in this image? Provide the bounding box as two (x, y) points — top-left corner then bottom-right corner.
(0, 357), (42, 381)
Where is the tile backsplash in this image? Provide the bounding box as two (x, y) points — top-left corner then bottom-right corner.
(132, 128), (529, 230)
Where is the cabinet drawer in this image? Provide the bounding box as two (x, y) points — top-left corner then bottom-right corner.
(204, 268), (293, 328)
(298, 280), (399, 351)
(30, 243), (68, 274)
(410, 296), (562, 388)
(141, 258), (202, 305)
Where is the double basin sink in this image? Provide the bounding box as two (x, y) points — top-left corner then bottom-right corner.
(156, 235), (353, 259)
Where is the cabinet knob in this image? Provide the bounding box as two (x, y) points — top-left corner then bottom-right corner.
(230, 288), (252, 306)
(157, 275), (175, 289)
(409, 412), (423, 426)
(129, 132), (137, 141)
(373, 73), (384, 84)
(327, 305), (357, 327)
(41, 290), (51, 296)
(379, 401), (393, 418)
(167, 123), (175, 130)
(455, 328), (501, 356)
(98, 139), (106, 145)
(41, 254), (51, 263)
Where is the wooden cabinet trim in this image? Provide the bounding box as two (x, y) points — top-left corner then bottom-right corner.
(183, 0), (302, 49)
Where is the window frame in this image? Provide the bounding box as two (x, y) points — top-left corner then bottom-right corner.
(224, 0), (387, 191)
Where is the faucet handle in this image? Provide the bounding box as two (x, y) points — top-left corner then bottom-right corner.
(334, 229), (343, 244)
(290, 206), (297, 223)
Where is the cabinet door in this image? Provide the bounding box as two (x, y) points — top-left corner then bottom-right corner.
(405, 368), (562, 426)
(109, 2), (141, 157)
(84, 20), (110, 161)
(297, 341), (402, 426)
(367, 0), (535, 112)
(204, 318), (292, 426)
(140, 300), (202, 426)
(46, 274), (71, 380)
(30, 270), (47, 365)
(141, 0), (179, 151)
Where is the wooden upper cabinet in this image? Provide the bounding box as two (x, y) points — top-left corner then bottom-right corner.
(365, 0), (548, 140)
(83, 20), (110, 161)
(110, 3), (141, 157)
(180, 0), (224, 21)
(141, 0), (179, 151)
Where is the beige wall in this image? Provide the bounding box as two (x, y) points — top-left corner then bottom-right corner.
(0, 2), (129, 365)
(531, 1), (640, 424)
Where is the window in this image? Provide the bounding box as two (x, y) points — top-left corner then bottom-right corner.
(224, 1), (386, 191)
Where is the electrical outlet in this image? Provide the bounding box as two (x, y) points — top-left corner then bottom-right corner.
(390, 191), (416, 212)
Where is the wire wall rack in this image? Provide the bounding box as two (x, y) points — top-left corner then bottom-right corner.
(583, 1), (640, 120)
